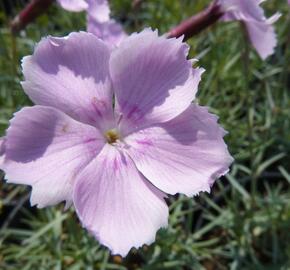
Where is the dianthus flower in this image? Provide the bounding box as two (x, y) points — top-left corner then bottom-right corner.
(0, 30), (233, 256)
(57, 0), (110, 21)
(219, 0), (281, 59)
(57, 0), (126, 46)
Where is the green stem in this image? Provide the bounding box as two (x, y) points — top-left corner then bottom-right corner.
(241, 24), (256, 198)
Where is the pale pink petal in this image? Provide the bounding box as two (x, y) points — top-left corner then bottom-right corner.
(87, 0), (110, 23)
(57, 0), (88, 12)
(110, 29), (203, 133)
(220, 0), (280, 59)
(221, 0), (265, 21)
(0, 137), (5, 165)
(245, 15), (280, 60)
(125, 104), (233, 196)
(22, 32), (114, 131)
(73, 144), (168, 256)
(0, 106), (104, 208)
(87, 16), (127, 47)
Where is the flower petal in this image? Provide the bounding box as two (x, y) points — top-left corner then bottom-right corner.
(221, 0), (264, 21)
(110, 29), (203, 133)
(125, 104), (233, 196)
(0, 137), (5, 165)
(245, 14), (280, 60)
(22, 32), (114, 130)
(220, 0), (280, 59)
(57, 0), (88, 12)
(87, 16), (127, 47)
(0, 106), (104, 208)
(73, 144), (168, 256)
(87, 0), (110, 23)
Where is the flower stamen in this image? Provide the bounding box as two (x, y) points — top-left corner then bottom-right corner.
(105, 129), (120, 144)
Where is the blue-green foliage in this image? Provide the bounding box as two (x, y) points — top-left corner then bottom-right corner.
(0, 1), (289, 269)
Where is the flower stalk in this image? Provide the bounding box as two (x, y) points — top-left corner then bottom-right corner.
(10, 0), (54, 34)
(167, 1), (224, 40)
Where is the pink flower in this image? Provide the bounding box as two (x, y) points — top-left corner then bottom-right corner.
(57, 0), (126, 46)
(57, 0), (110, 22)
(219, 0), (281, 59)
(87, 16), (127, 47)
(0, 30), (233, 256)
